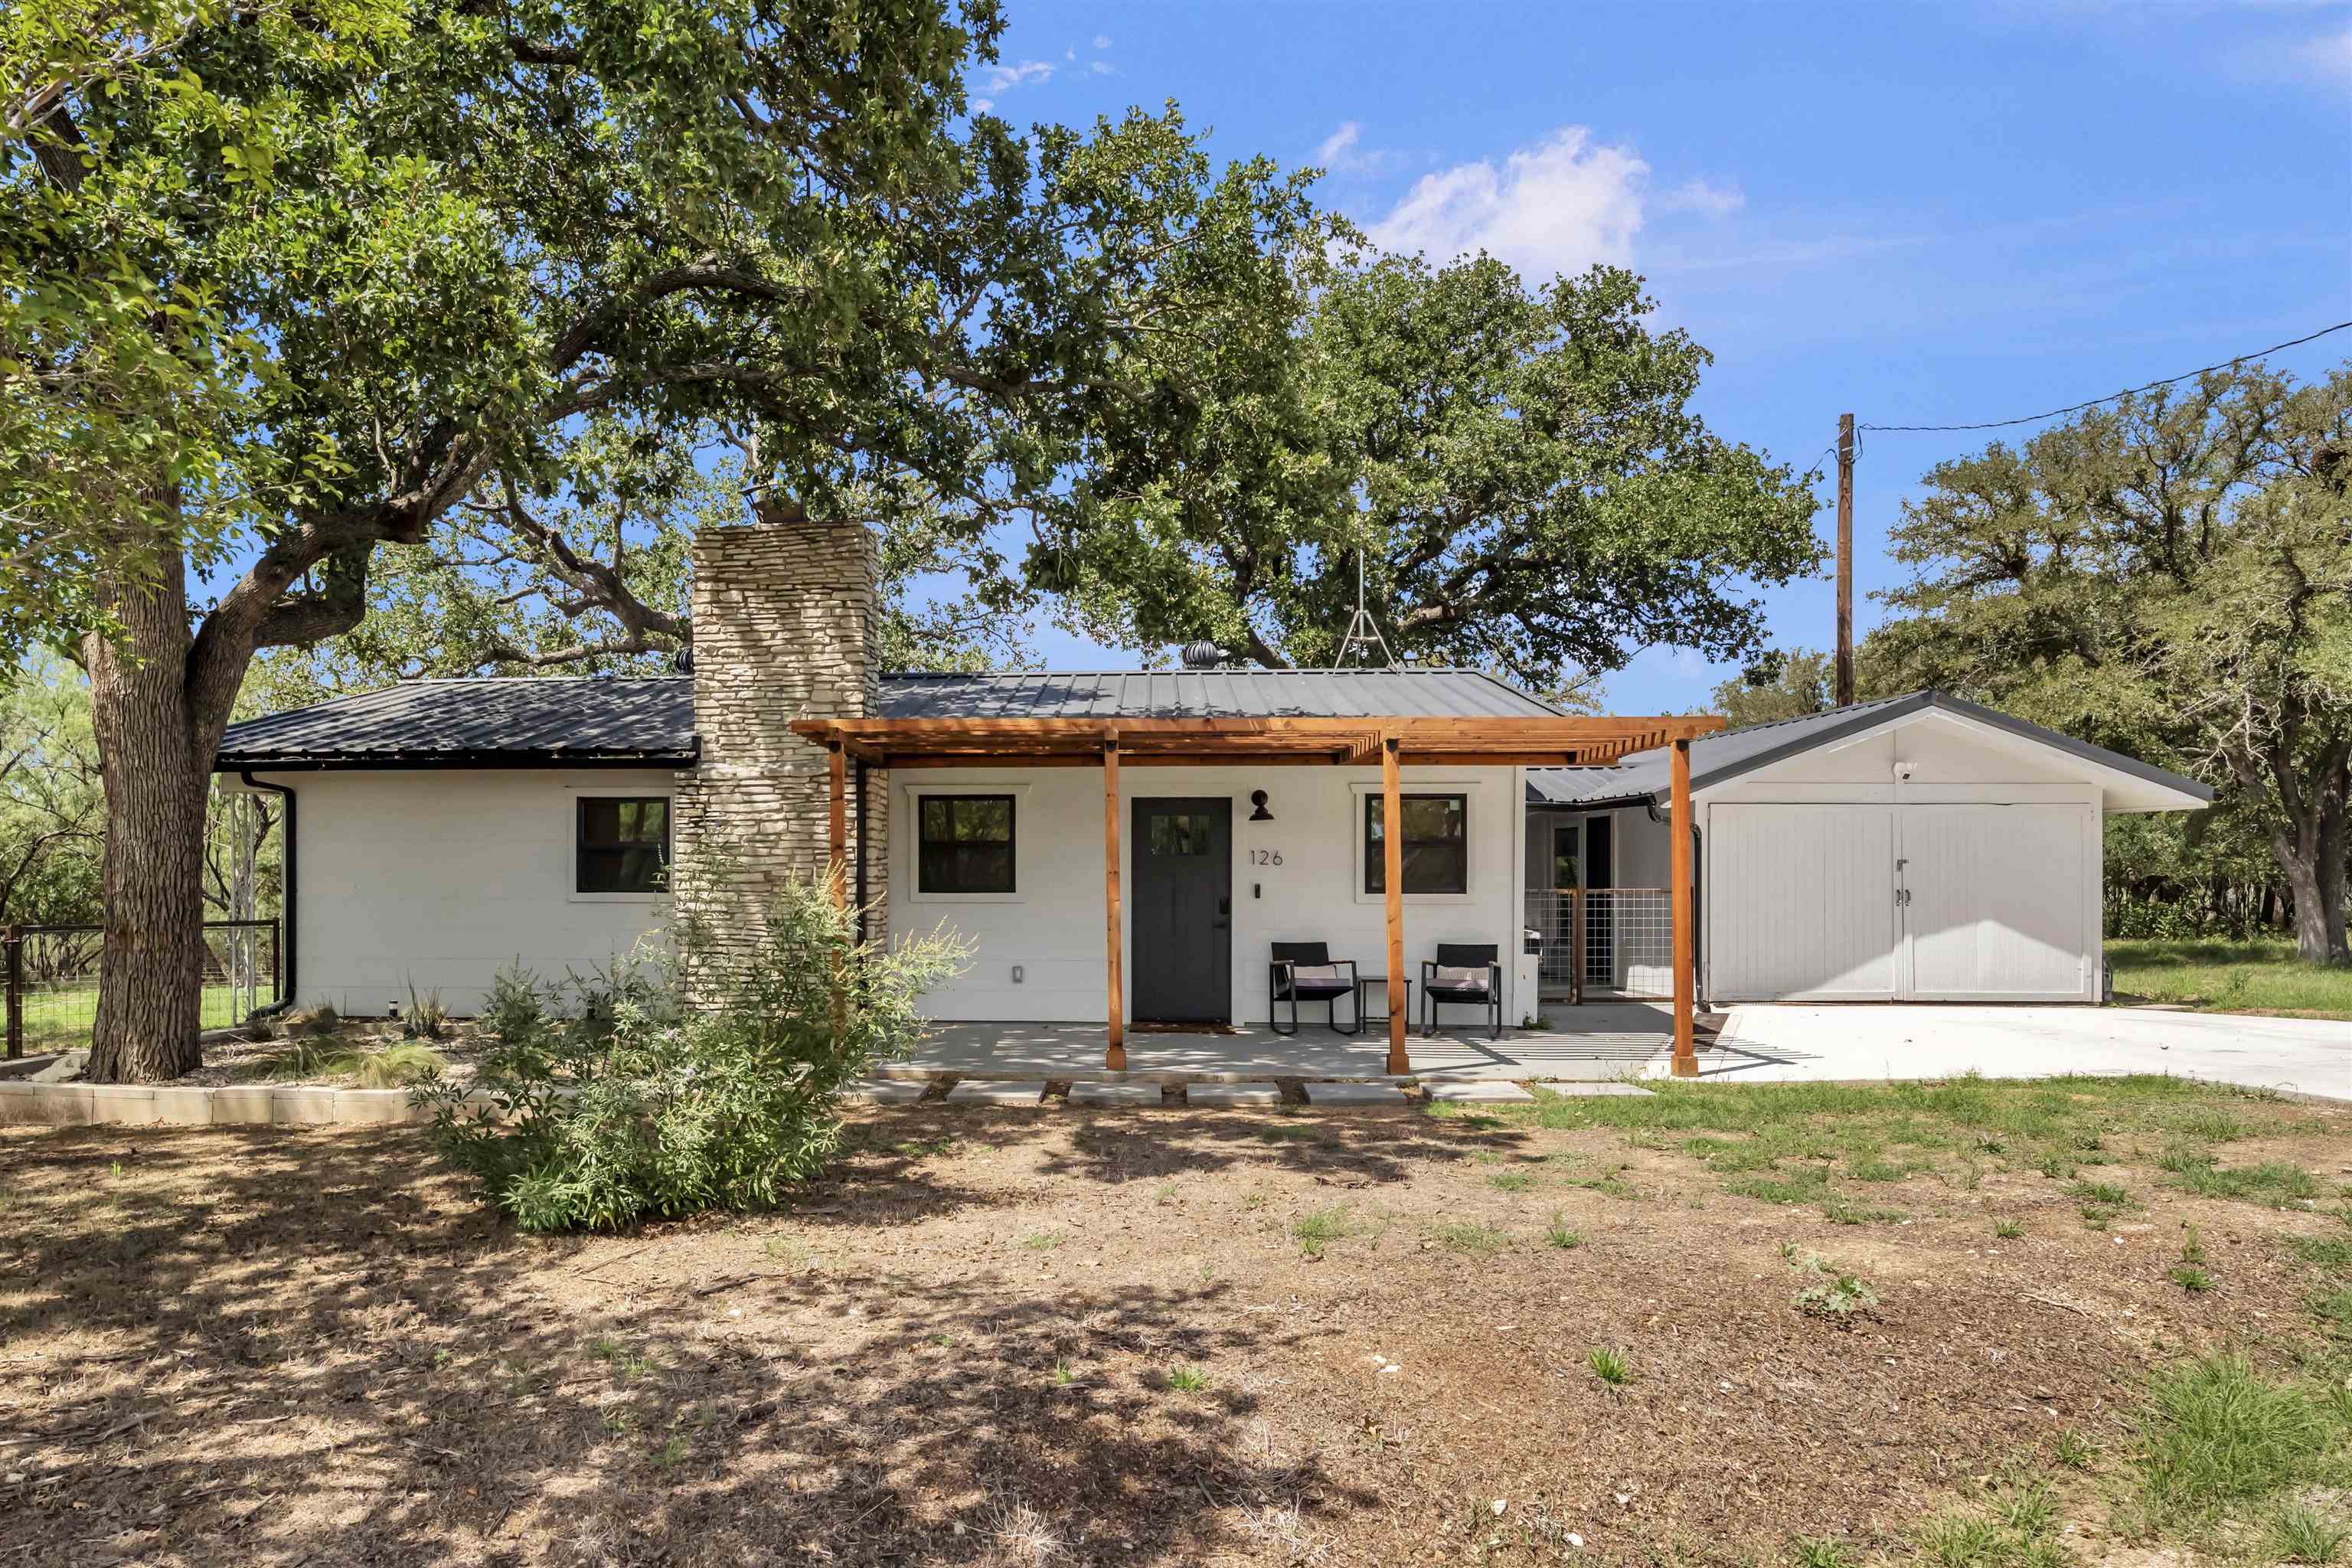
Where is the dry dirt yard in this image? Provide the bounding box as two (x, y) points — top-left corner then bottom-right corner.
(2, 1075), (2348, 1568)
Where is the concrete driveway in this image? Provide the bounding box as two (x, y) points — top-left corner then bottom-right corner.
(1694, 1004), (2349, 1100)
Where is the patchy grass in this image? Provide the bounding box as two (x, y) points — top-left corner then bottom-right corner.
(2164, 1156), (2324, 1208)
(2135, 1354), (2347, 1520)
(2106, 936), (2352, 1018)
(2, 1077), (2344, 1566)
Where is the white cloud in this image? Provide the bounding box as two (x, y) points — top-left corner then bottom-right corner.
(979, 58), (1055, 92)
(1365, 126), (1648, 279)
(1315, 121), (1364, 168)
(1310, 120), (1414, 178)
(2297, 22), (2351, 77)
(1089, 59), (1115, 75)
(1658, 177), (1746, 219)
(970, 96), (995, 114)
(1093, 33), (1112, 50)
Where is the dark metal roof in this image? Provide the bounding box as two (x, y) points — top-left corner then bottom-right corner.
(1525, 690), (2213, 809)
(217, 668), (1569, 769)
(216, 678), (698, 769)
(877, 668), (1567, 719)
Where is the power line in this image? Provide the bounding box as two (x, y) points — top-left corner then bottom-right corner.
(1857, 319), (2352, 434)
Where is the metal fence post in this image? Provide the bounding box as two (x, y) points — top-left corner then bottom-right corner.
(4, 925), (21, 1059)
(270, 917), (283, 1007)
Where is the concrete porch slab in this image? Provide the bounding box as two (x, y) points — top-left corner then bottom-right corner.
(1068, 1081), (1163, 1107)
(900, 1016), (1677, 1085)
(1424, 1079), (1537, 1103)
(1302, 1082), (1410, 1106)
(1184, 1081), (1282, 1107)
(945, 1080), (1044, 1106)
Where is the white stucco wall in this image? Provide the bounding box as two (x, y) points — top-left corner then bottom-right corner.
(889, 763), (1528, 1027)
(246, 768), (679, 1015)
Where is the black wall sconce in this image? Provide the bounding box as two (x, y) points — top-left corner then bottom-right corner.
(1248, 789), (1274, 822)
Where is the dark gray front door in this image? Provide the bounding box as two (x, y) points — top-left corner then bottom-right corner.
(1131, 798), (1232, 1024)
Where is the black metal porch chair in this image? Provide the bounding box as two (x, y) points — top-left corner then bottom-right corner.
(1268, 942), (1361, 1036)
(1420, 942), (1503, 1040)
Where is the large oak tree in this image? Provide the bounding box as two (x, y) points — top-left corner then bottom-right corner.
(1870, 363), (2351, 964)
(1045, 253), (1825, 693)
(3, 0), (1330, 1079)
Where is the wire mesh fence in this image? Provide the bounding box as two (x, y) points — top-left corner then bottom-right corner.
(1523, 889), (1676, 1001)
(3, 920), (279, 1057)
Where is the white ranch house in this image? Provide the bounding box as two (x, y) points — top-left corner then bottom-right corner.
(215, 518), (2210, 1073)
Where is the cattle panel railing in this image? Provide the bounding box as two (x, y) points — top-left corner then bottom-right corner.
(1523, 889), (1675, 1002)
(2, 920), (280, 1057)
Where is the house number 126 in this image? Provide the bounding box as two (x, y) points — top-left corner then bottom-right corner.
(1249, 849), (1284, 866)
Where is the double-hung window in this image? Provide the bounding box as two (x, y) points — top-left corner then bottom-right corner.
(917, 795), (1015, 894)
(577, 797), (670, 893)
(1364, 792), (1468, 895)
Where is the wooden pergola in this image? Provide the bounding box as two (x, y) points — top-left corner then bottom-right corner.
(792, 713), (1725, 1078)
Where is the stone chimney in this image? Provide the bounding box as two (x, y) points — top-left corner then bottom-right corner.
(671, 511), (885, 980)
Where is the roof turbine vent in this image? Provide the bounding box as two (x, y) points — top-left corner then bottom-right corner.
(1179, 640), (1223, 670)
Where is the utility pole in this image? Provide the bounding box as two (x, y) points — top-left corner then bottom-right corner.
(1834, 412), (1855, 707)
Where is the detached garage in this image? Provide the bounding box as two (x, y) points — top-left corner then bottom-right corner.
(1524, 691), (2213, 1006)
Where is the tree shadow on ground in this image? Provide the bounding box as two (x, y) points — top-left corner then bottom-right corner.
(0, 1125), (1377, 1566)
(832, 1101), (1536, 1208)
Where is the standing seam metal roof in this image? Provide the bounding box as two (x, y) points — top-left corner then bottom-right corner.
(875, 668), (1568, 720)
(215, 668), (1570, 766)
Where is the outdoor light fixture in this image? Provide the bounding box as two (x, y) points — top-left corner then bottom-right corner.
(1249, 789), (1274, 822)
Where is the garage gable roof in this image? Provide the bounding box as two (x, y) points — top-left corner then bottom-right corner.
(1525, 690), (2213, 812)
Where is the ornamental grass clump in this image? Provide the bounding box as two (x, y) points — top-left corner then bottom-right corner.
(417, 878), (967, 1233)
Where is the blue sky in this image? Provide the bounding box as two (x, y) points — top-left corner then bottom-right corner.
(966, 0), (2352, 711)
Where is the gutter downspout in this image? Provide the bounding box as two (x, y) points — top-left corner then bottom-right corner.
(853, 760), (868, 947)
(239, 772), (296, 1018)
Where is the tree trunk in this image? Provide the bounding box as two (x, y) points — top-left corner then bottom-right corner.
(2270, 807), (2350, 966)
(81, 550), (218, 1082)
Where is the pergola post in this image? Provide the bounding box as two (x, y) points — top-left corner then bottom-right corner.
(1102, 730), (1125, 1070)
(1669, 737), (1697, 1077)
(1381, 731), (1408, 1076)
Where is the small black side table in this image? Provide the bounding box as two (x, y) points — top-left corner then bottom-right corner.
(1354, 975), (1412, 1028)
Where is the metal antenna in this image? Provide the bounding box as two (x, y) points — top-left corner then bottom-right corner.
(1333, 550), (1395, 668)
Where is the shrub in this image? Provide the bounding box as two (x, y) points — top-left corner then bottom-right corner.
(483, 962), (551, 1045)
(400, 978), (454, 1041)
(417, 877), (967, 1233)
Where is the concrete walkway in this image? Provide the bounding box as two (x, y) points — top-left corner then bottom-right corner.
(1694, 1004), (2348, 1100)
(886, 1008), (1675, 1084)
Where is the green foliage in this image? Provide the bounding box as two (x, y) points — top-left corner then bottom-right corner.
(1291, 1206), (1357, 1259)
(1866, 362), (2352, 961)
(1788, 1250), (1879, 1321)
(244, 1035), (443, 1086)
(1429, 1220), (1508, 1255)
(2109, 939), (2352, 1018)
(0, 652), (101, 924)
(1163, 1364), (1209, 1394)
(1053, 253), (1823, 688)
(1585, 1346), (1631, 1387)
(399, 978), (452, 1042)
(2167, 1160), (2321, 1208)
(2265, 1504), (2349, 1565)
(417, 877), (966, 1232)
(1785, 1536), (1856, 1568)
(1544, 1213), (1582, 1250)
(2135, 1354), (2341, 1517)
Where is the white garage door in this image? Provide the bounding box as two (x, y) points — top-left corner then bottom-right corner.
(1708, 802), (2092, 1002)
(1903, 805), (2089, 1000)
(1708, 805), (1900, 1000)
